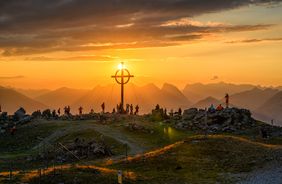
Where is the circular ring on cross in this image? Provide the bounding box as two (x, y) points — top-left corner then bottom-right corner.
(114, 69), (132, 84)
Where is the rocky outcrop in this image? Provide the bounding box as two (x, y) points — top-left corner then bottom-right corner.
(176, 107), (256, 133)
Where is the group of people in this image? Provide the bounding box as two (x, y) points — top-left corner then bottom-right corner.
(111, 103), (140, 115)
(208, 93), (229, 113)
(41, 102), (140, 117)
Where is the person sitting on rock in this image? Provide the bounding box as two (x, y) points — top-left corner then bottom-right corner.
(208, 104), (216, 113)
(216, 104), (224, 111)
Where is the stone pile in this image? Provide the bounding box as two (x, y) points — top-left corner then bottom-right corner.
(60, 138), (112, 161)
(175, 107), (256, 133)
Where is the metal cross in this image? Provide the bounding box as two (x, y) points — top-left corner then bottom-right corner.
(111, 62), (134, 112)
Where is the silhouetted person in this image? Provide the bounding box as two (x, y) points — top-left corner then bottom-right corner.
(64, 106), (68, 115)
(126, 104), (130, 114)
(68, 106), (71, 114)
(79, 106), (83, 115)
(57, 108), (61, 116)
(130, 104), (134, 115)
(134, 105), (139, 115)
(271, 119), (274, 126)
(225, 93), (229, 108)
(52, 110), (56, 117)
(178, 108), (182, 116)
(170, 109), (174, 117)
(90, 109), (94, 114)
(155, 104), (160, 110)
(101, 102), (105, 113)
(112, 108), (116, 114)
(164, 108), (167, 116)
(64, 106), (71, 115)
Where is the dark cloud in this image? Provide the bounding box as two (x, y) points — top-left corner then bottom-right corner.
(225, 37), (282, 43)
(211, 76), (219, 80)
(0, 75), (25, 80)
(0, 0), (281, 56)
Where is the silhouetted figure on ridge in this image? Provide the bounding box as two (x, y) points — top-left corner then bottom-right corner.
(57, 108), (61, 116)
(52, 110), (56, 118)
(79, 106), (83, 115)
(64, 106), (71, 115)
(101, 102), (105, 113)
(155, 104), (160, 110)
(130, 104), (134, 115)
(225, 93), (229, 108)
(126, 104), (130, 114)
(134, 105), (139, 115)
(178, 108), (182, 116)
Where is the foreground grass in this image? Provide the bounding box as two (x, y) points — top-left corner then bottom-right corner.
(13, 135), (281, 184)
(109, 135), (278, 184)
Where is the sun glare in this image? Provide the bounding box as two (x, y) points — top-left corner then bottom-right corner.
(118, 62), (124, 70)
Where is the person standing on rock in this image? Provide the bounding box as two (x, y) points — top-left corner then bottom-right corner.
(57, 108), (61, 116)
(130, 104), (134, 115)
(79, 106), (83, 115)
(101, 102), (105, 113)
(225, 93), (229, 108)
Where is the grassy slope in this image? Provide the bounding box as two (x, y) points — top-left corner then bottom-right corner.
(25, 135), (281, 184)
(108, 135), (277, 184)
(1, 117), (282, 183)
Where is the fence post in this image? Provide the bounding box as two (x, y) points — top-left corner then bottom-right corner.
(9, 162), (12, 181)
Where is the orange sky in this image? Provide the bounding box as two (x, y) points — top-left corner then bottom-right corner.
(0, 1), (281, 89)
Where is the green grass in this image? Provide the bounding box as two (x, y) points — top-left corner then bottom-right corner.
(109, 136), (276, 184)
(0, 120), (68, 155)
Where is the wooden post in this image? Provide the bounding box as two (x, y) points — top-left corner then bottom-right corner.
(9, 162), (12, 181)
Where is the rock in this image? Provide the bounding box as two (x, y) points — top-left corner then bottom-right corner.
(14, 107), (26, 120)
(176, 107), (256, 133)
(183, 108), (198, 120)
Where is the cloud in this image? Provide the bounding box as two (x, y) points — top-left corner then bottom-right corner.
(225, 37), (282, 43)
(0, 75), (25, 80)
(0, 0), (281, 56)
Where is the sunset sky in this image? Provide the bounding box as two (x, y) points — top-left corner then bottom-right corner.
(0, 0), (282, 89)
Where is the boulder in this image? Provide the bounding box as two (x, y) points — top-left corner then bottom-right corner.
(14, 107), (26, 120)
(183, 108), (198, 120)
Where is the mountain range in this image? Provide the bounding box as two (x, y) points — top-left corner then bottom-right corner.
(0, 82), (281, 125)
